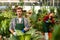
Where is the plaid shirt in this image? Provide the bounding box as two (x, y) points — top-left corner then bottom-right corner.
(9, 17), (29, 31)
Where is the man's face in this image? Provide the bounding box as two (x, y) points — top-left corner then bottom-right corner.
(49, 13), (54, 19)
(49, 13), (54, 17)
(16, 9), (22, 17)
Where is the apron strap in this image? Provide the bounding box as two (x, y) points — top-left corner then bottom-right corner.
(22, 17), (24, 26)
(15, 17), (25, 27)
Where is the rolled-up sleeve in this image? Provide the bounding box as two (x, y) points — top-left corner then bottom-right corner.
(24, 18), (30, 28)
(9, 18), (15, 31)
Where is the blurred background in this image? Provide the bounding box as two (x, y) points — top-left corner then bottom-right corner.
(0, 0), (60, 40)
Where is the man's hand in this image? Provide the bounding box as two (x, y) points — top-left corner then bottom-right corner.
(10, 29), (16, 36)
(13, 32), (16, 36)
(24, 27), (29, 31)
(22, 27), (29, 33)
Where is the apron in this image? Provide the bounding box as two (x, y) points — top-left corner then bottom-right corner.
(42, 22), (52, 32)
(42, 22), (49, 32)
(9, 18), (31, 40)
(15, 18), (25, 30)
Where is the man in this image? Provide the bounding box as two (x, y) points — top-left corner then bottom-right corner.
(9, 7), (29, 40)
(43, 12), (55, 40)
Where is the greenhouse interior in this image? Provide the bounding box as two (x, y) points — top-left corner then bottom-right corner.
(0, 0), (60, 40)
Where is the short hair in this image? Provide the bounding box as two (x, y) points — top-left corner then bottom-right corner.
(48, 12), (54, 15)
(16, 7), (23, 12)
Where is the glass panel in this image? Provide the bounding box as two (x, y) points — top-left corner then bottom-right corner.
(54, 2), (57, 6)
(3, 2), (9, 6)
(47, 2), (50, 6)
(58, 2), (60, 6)
(11, 3), (17, 6)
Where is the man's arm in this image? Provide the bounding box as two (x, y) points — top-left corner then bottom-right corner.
(24, 18), (30, 31)
(9, 18), (15, 34)
(51, 18), (55, 24)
